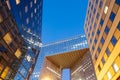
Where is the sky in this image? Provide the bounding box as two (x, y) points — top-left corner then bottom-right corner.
(42, 0), (88, 44)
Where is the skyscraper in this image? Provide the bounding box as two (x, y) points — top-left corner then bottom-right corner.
(31, 35), (89, 80)
(84, 0), (120, 80)
(0, 0), (43, 79)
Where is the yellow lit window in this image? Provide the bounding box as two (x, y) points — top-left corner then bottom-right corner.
(3, 33), (12, 45)
(115, 56), (120, 68)
(0, 13), (3, 23)
(107, 71), (112, 80)
(112, 63), (119, 72)
(15, 49), (22, 59)
(1, 67), (9, 79)
(16, 0), (20, 5)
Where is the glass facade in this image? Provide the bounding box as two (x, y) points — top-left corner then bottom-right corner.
(31, 35), (88, 80)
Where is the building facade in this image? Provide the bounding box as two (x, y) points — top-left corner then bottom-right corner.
(31, 35), (88, 80)
(0, 0), (42, 80)
(84, 0), (120, 80)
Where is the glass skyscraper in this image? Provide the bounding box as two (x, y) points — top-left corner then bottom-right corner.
(0, 0), (42, 80)
(31, 35), (88, 80)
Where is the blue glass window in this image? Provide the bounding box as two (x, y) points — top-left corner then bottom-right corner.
(94, 23), (96, 28)
(97, 29), (100, 35)
(96, 13), (100, 19)
(115, 0), (120, 6)
(96, 0), (98, 4)
(104, 26), (110, 34)
(0, 45), (6, 52)
(92, 32), (94, 36)
(101, 37), (105, 44)
(102, 57), (105, 64)
(90, 39), (92, 43)
(100, 19), (104, 26)
(91, 4), (93, 10)
(99, 1), (103, 8)
(117, 22), (120, 30)
(94, 8), (96, 14)
(98, 47), (101, 53)
(92, 46), (94, 51)
(109, 12), (116, 22)
(111, 36), (117, 46)
(90, 26), (92, 31)
(106, 48), (110, 56)
(94, 38), (97, 43)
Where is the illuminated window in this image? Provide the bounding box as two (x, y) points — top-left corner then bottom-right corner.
(107, 71), (112, 80)
(34, 8), (37, 13)
(15, 49), (22, 59)
(25, 6), (28, 13)
(3, 33), (12, 45)
(1, 67), (9, 79)
(6, 0), (11, 10)
(112, 63), (119, 72)
(15, 0), (20, 5)
(104, 6), (108, 14)
(34, 0), (37, 4)
(30, 2), (33, 8)
(26, 18), (29, 24)
(0, 13), (3, 23)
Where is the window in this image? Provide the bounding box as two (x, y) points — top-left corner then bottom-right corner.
(109, 12), (115, 22)
(96, 13), (100, 19)
(92, 46), (94, 51)
(25, 6), (28, 13)
(34, 0), (37, 4)
(112, 63), (119, 72)
(34, 8), (37, 13)
(98, 65), (101, 71)
(91, 4), (93, 10)
(101, 57), (105, 64)
(0, 13), (3, 23)
(15, 49), (22, 59)
(96, 0), (98, 4)
(94, 8), (96, 14)
(99, 1), (103, 8)
(106, 48), (110, 56)
(115, 0), (120, 6)
(1, 67), (10, 79)
(15, 0), (20, 5)
(26, 18), (29, 24)
(111, 36), (117, 46)
(92, 32), (94, 36)
(30, 2), (33, 8)
(94, 38), (97, 44)
(98, 47), (101, 53)
(104, 6), (108, 14)
(107, 72), (112, 80)
(100, 19), (104, 26)
(0, 45), (7, 52)
(97, 29), (100, 35)
(3, 33), (12, 45)
(6, 0), (11, 10)
(117, 22), (120, 31)
(94, 23), (96, 28)
(101, 37), (105, 44)
(31, 13), (33, 18)
(104, 26), (110, 34)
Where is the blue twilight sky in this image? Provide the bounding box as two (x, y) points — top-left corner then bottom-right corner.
(42, 0), (88, 44)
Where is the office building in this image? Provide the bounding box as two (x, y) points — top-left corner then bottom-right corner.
(0, 1), (28, 80)
(0, 0), (43, 79)
(31, 35), (91, 80)
(84, 0), (120, 80)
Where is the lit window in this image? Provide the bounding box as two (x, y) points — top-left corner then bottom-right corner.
(112, 63), (119, 72)
(109, 12), (115, 22)
(107, 72), (112, 80)
(1, 67), (10, 79)
(15, 49), (22, 59)
(111, 36), (117, 46)
(30, 2), (33, 8)
(0, 13), (3, 23)
(3, 33), (12, 45)
(115, 0), (120, 6)
(31, 13), (33, 18)
(15, 0), (20, 5)
(34, 0), (37, 4)
(34, 8), (37, 13)
(26, 18), (29, 24)
(104, 6), (108, 14)
(6, 0), (11, 10)
(25, 6), (28, 13)
(26, 55), (31, 62)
